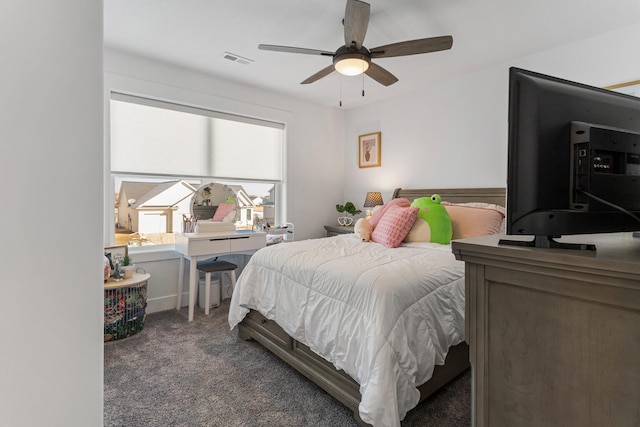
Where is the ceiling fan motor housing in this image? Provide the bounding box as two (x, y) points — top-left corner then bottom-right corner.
(333, 45), (371, 75)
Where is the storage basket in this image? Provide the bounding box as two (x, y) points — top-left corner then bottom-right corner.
(104, 279), (148, 342)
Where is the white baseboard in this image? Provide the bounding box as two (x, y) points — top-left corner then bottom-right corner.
(146, 291), (231, 314)
(146, 294), (182, 314)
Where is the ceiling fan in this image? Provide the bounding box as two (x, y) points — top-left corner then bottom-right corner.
(258, 0), (453, 86)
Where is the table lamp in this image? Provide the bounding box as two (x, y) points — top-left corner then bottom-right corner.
(363, 192), (384, 218)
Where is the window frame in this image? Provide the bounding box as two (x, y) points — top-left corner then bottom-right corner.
(105, 91), (286, 251)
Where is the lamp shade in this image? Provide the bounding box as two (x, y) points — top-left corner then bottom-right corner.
(363, 192), (384, 207)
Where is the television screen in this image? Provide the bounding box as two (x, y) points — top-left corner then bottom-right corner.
(502, 67), (640, 250)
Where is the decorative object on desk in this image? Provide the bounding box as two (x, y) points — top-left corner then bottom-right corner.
(359, 132), (381, 168)
(202, 185), (211, 199)
(182, 215), (199, 233)
(103, 255), (111, 281)
(337, 216), (353, 226)
(363, 191), (384, 218)
(266, 223), (294, 244)
(122, 254), (136, 279)
(105, 245), (127, 266)
(252, 213), (264, 231)
(104, 245), (128, 277)
(336, 201), (361, 226)
(112, 262), (125, 281)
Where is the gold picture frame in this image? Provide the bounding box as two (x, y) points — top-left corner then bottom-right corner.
(604, 79), (640, 97)
(358, 132), (381, 168)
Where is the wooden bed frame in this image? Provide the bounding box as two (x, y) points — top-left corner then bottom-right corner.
(237, 187), (506, 426)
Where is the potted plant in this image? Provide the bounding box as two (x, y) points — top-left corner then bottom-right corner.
(122, 254), (136, 279)
(336, 202), (361, 226)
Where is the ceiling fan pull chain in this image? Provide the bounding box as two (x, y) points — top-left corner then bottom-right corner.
(362, 73), (365, 97)
(339, 75), (343, 107)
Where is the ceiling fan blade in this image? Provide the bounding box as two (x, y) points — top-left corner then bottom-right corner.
(365, 62), (398, 86)
(258, 44), (334, 56)
(301, 65), (336, 84)
(344, 0), (370, 49)
(370, 35), (453, 58)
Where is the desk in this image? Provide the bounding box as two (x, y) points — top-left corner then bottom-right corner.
(175, 231), (266, 321)
(104, 272), (150, 342)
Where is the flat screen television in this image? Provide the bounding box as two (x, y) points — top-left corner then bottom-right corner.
(501, 67), (640, 250)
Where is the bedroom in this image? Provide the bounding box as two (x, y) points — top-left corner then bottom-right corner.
(3, 0), (640, 425)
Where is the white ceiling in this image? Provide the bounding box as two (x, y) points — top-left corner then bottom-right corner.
(104, 0), (640, 109)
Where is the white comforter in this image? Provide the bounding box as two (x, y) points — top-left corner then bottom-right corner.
(228, 234), (466, 427)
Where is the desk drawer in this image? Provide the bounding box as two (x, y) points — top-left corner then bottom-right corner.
(188, 238), (231, 256)
(229, 235), (265, 252)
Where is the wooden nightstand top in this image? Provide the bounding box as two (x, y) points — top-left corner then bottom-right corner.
(324, 225), (354, 236)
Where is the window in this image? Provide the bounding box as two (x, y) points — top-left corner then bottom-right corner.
(109, 93), (284, 247)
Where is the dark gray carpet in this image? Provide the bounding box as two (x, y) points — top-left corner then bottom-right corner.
(104, 300), (470, 426)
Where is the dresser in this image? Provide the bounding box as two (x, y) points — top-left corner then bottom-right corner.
(452, 233), (640, 427)
(175, 230), (266, 321)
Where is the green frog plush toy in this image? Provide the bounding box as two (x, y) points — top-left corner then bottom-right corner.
(405, 194), (452, 244)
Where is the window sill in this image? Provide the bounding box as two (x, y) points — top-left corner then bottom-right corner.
(128, 244), (182, 263)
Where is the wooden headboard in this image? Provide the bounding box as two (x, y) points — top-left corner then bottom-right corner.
(392, 187), (506, 206)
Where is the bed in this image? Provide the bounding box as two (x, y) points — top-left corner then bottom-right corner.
(228, 187), (506, 426)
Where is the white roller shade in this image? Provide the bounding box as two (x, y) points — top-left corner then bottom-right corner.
(211, 119), (282, 180)
(110, 93), (283, 181)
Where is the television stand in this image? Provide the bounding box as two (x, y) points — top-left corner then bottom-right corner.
(452, 234), (640, 427)
(499, 235), (596, 251)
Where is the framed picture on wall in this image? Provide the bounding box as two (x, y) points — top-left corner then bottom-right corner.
(358, 132), (381, 168)
(605, 79), (640, 97)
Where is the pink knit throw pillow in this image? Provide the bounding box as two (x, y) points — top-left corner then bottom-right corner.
(369, 198), (411, 229)
(212, 202), (236, 221)
(371, 206), (419, 248)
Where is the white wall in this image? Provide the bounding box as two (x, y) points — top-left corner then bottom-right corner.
(104, 49), (346, 241)
(0, 1), (103, 426)
(104, 49), (347, 312)
(2, 4), (634, 423)
(106, 22), (640, 315)
(343, 22), (640, 206)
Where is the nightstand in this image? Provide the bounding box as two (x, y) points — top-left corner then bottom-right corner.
(324, 225), (354, 237)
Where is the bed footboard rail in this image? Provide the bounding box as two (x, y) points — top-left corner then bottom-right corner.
(238, 310), (469, 425)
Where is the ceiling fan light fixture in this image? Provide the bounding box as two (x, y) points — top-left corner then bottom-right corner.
(334, 55), (370, 76)
(260, 0), (452, 87)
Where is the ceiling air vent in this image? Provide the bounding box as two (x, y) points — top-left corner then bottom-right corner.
(222, 52), (254, 65)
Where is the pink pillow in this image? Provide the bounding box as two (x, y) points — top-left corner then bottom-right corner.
(212, 202), (236, 221)
(371, 206), (419, 248)
(442, 202), (505, 239)
(369, 198), (411, 229)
